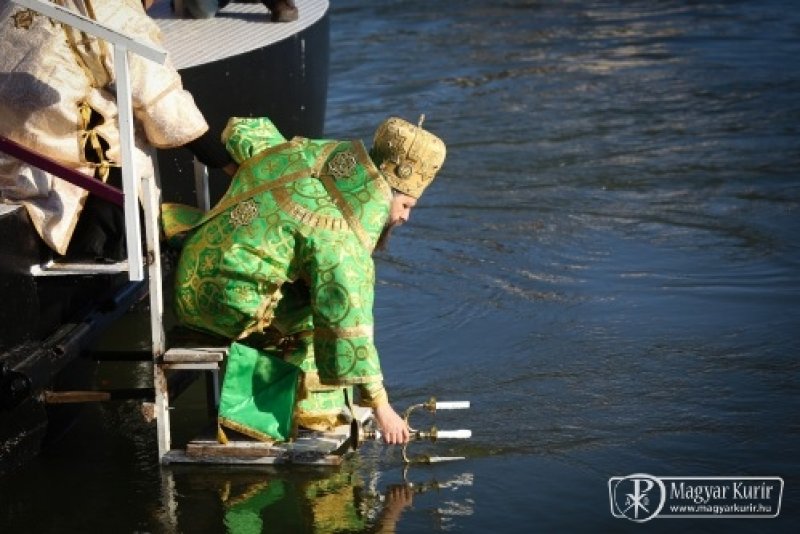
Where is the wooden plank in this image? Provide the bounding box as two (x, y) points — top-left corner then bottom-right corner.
(187, 439), (282, 458)
(43, 389), (154, 403)
(163, 347), (226, 363)
(185, 431), (348, 456)
(30, 259), (129, 276)
(162, 362), (219, 371)
(44, 391), (111, 403)
(178, 420), (359, 465)
(163, 449), (345, 466)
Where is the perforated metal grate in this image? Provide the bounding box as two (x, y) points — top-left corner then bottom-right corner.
(150, 0), (329, 69)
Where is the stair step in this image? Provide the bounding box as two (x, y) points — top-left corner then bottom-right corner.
(43, 388), (154, 403)
(161, 347), (227, 370)
(163, 347), (226, 362)
(172, 421), (358, 465)
(30, 259), (128, 276)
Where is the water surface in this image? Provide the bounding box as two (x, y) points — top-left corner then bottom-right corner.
(2, 0), (799, 532)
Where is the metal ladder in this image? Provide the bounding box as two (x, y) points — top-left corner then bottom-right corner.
(10, 0), (223, 463)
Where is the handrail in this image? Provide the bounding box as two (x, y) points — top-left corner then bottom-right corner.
(11, 0), (169, 281)
(0, 136), (124, 207)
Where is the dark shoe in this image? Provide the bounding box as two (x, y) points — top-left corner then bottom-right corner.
(263, 0), (298, 22)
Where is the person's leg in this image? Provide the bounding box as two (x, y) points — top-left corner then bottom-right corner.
(262, 0), (298, 23)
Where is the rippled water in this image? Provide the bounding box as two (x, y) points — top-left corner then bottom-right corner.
(2, 0), (799, 532)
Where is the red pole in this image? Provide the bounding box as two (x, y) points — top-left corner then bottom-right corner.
(0, 135), (124, 207)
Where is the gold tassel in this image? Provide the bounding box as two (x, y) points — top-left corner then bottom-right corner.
(217, 422), (229, 445)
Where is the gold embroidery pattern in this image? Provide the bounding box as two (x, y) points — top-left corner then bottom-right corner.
(385, 130), (405, 160)
(230, 199), (259, 228)
(326, 150), (357, 180)
(314, 324), (374, 341)
(317, 173), (372, 251)
(12, 9), (37, 30)
(352, 141), (393, 203)
(61, 0), (113, 89)
(218, 417), (276, 443)
(273, 186), (346, 232)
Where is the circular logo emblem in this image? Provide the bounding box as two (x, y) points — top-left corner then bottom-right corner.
(610, 474), (666, 522)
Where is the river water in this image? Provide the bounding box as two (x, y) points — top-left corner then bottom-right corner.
(2, 0), (799, 532)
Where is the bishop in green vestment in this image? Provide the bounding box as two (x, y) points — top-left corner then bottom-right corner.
(165, 116), (445, 443)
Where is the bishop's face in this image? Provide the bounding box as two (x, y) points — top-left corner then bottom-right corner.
(388, 192), (416, 227)
(376, 192), (417, 252)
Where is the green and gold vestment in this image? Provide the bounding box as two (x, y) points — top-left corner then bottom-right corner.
(165, 117), (393, 439)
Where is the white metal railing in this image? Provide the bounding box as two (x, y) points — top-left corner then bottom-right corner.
(13, 0), (169, 282)
(13, 0), (179, 460)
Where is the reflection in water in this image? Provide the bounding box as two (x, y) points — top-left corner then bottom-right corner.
(160, 461), (474, 533)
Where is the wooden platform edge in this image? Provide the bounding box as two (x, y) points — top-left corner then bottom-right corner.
(162, 448), (349, 466)
(161, 407), (373, 467)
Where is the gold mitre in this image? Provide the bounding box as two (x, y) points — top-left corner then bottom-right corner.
(371, 115), (446, 199)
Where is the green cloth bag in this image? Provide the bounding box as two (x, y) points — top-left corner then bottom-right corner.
(218, 342), (300, 442)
